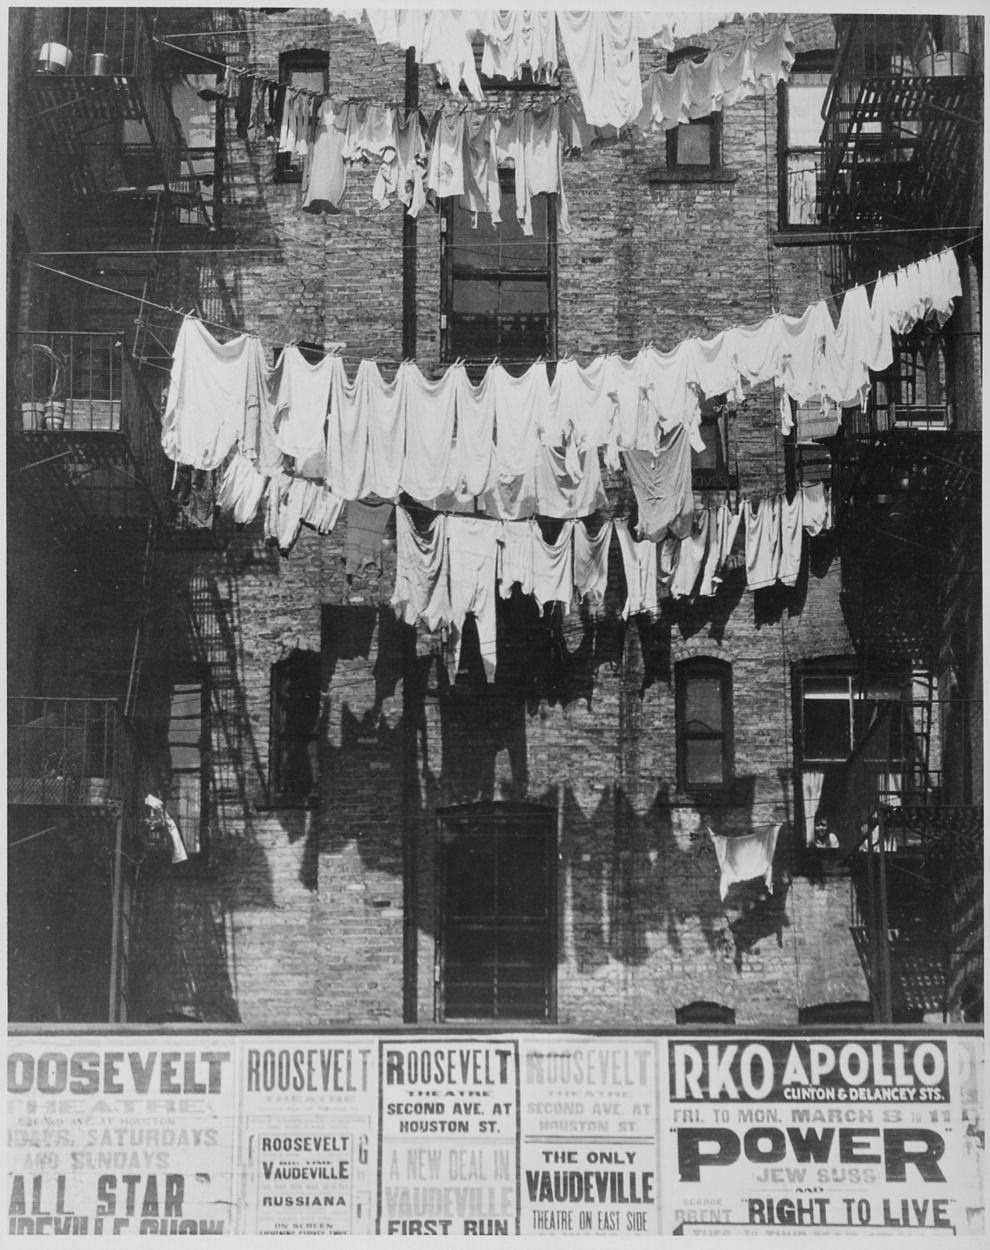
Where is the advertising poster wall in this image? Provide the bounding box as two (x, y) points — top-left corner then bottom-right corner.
(660, 1034), (986, 1236)
(5, 1031), (985, 1237)
(519, 1037), (659, 1236)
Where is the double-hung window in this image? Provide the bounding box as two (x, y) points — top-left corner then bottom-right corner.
(778, 53), (833, 229)
(676, 659), (734, 792)
(441, 173), (556, 362)
(437, 804), (556, 1022)
(275, 50), (328, 183)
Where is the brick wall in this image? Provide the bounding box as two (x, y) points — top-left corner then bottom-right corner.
(16, 10), (874, 1027)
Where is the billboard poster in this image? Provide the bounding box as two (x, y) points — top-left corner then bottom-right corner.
(519, 1037), (659, 1236)
(376, 1039), (520, 1236)
(235, 1036), (376, 1235)
(660, 1034), (986, 1236)
(6, 1039), (235, 1235)
(5, 1030), (985, 1237)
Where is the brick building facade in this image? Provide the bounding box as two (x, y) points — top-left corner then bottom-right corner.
(6, 9), (983, 1029)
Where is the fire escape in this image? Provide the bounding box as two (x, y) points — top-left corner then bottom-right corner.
(6, 9), (231, 1022)
(818, 16), (983, 1022)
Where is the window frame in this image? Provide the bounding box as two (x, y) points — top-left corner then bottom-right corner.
(436, 803), (557, 1024)
(675, 658), (735, 794)
(665, 46), (723, 175)
(440, 169), (558, 365)
(165, 671), (210, 864)
(691, 397), (738, 490)
(777, 51), (834, 231)
(274, 49), (329, 184)
(792, 658), (916, 849)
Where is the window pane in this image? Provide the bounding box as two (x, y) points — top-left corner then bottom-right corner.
(787, 77), (829, 147)
(446, 835), (496, 917)
(289, 67), (326, 94)
(452, 278), (497, 314)
(685, 675), (724, 732)
(685, 737), (725, 785)
(500, 281), (549, 315)
(803, 698), (851, 760)
(676, 120), (712, 166)
(497, 836), (549, 917)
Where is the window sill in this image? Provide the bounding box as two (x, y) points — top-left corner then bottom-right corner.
(773, 229), (834, 247)
(254, 793), (319, 812)
(649, 168), (738, 185)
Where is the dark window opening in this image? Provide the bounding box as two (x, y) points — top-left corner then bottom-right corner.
(793, 660), (918, 847)
(675, 1000), (736, 1024)
(442, 171), (556, 363)
(166, 675), (209, 860)
(868, 325), (952, 430)
(438, 805), (556, 1022)
(676, 659), (734, 792)
(275, 50), (328, 183)
(269, 649), (322, 804)
(778, 52), (834, 229)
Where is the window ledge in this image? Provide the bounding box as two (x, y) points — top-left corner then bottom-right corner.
(254, 793), (319, 812)
(649, 168), (738, 185)
(773, 229), (835, 247)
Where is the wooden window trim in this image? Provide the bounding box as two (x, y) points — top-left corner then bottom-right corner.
(440, 172), (557, 365)
(675, 658), (734, 794)
(274, 49), (328, 184)
(436, 803), (557, 1024)
(777, 51), (835, 232)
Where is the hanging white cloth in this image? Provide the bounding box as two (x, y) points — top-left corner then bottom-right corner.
(710, 824), (780, 900)
(614, 517), (658, 619)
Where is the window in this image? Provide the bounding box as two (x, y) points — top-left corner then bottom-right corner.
(268, 649), (322, 804)
(778, 52), (833, 228)
(442, 173), (556, 362)
(868, 325), (952, 430)
(675, 1000), (736, 1024)
(676, 659), (734, 791)
(166, 676), (209, 859)
(275, 50), (328, 182)
(437, 804), (556, 1021)
(691, 398), (737, 489)
(794, 661), (916, 847)
(665, 47), (722, 173)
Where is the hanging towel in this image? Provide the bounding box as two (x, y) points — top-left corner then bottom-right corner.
(698, 504), (742, 596)
(365, 361), (406, 500)
(491, 362), (548, 480)
(217, 452), (268, 524)
(392, 507), (451, 630)
(779, 492), (804, 587)
(451, 363), (497, 497)
(800, 483), (831, 536)
(744, 496), (782, 590)
(344, 499), (393, 572)
(532, 519), (575, 611)
(162, 317), (255, 470)
(272, 344), (334, 463)
(478, 9), (559, 82)
(614, 517), (658, 619)
(401, 362), (457, 502)
(556, 10), (643, 129)
(573, 519), (613, 606)
(669, 510), (710, 599)
(325, 358), (370, 500)
(710, 825), (780, 900)
(621, 426), (694, 542)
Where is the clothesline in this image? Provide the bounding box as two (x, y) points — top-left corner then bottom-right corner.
(31, 236), (974, 378)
